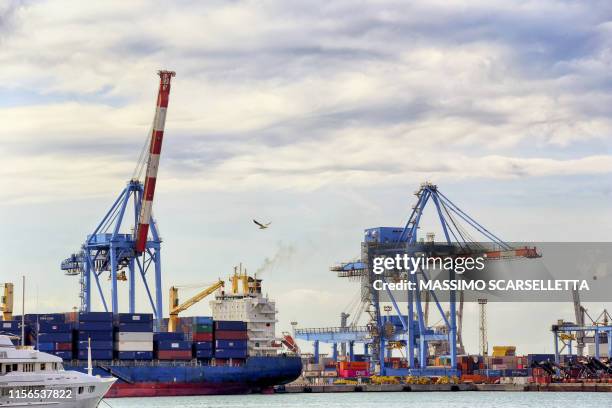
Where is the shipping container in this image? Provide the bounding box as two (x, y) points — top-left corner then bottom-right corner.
(0, 321), (21, 330)
(77, 340), (113, 350)
(215, 340), (247, 349)
(193, 341), (213, 350)
(26, 313), (65, 323)
(153, 332), (184, 341)
(37, 332), (72, 343)
(78, 312), (113, 322)
(114, 341), (154, 352)
(115, 332), (153, 342)
(77, 349), (113, 360)
(214, 331), (248, 340)
(214, 321), (247, 331)
(37, 342), (55, 352)
(156, 350), (192, 360)
(114, 322), (153, 332)
(116, 313), (153, 323)
(155, 340), (191, 350)
(77, 330), (113, 341)
(338, 369), (369, 378)
(37, 322), (73, 333)
(56, 342), (72, 351)
(192, 332), (213, 342)
(116, 351), (154, 360)
(77, 321), (113, 331)
(193, 324), (213, 333)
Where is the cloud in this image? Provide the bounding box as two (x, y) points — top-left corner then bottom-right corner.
(0, 0), (611, 205)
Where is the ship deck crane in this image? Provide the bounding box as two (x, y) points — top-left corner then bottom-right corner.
(168, 280), (224, 332)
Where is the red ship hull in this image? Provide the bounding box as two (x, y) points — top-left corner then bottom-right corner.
(106, 382), (266, 398)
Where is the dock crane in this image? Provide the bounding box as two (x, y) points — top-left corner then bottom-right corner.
(61, 71), (176, 328)
(168, 281), (225, 332)
(1, 283), (14, 321)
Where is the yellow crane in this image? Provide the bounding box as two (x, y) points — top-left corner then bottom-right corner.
(168, 280), (224, 332)
(1, 283), (14, 321)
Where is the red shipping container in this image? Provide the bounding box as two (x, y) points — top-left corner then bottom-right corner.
(157, 350), (192, 360)
(56, 342), (72, 351)
(192, 333), (213, 342)
(214, 330), (248, 340)
(338, 369), (369, 378)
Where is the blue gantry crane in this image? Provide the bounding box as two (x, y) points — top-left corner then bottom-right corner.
(297, 182), (539, 376)
(61, 71), (176, 328)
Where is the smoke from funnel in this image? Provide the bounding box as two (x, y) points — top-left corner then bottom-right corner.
(256, 243), (296, 275)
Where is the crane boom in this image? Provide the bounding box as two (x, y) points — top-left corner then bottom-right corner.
(135, 70), (176, 253)
(168, 280), (224, 332)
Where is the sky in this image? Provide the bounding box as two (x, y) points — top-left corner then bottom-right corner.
(0, 0), (611, 356)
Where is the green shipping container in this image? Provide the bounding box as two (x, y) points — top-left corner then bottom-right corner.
(193, 324), (213, 333)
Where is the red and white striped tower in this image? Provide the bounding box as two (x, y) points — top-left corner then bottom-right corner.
(135, 70), (176, 253)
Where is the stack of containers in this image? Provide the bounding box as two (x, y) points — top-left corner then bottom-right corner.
(214, 321), (248, 359)
(31, 314), (73, 360)
(114, 313), (154, 360)
(192, 317), (214, 359)
(73, 312), (114, 360)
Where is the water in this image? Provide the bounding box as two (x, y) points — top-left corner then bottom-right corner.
(104, 392), (612, 408)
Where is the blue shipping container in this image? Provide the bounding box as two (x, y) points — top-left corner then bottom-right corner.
(215, 340), (247, 349)
(0, 321), (20, 330)
(25, 314), (65, 323)
(37, 342), (56, 352)
(193, 341), (213, 350)
(78, 312), (113, 322)
(527, 354), (554, 364)
(503, 369), (530, 377)
(115, 322), (153, 332)
(214, 321), (247, 331)
(37, 322), (73, 333)
(77, 350), (113, 360)
(117, 351), (153, 360)
(194, 316), (213, 325)
(155, 340), (191, 350)
(153, 332), (184, 341)
(77, 331), (114, 341)
(195, 349), (213, 358)
(77, 321), (113, 331)
(77, 340), (113, 350)
(214, 349), (247, 359)
(116, 313), (153, 323)
(37, 332), (72, 343)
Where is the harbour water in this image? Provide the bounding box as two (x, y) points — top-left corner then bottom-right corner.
(105, 392), (612, 408)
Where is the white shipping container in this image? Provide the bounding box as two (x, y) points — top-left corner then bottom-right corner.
(115, 332), (153, 342)
(114, 340), (153, 351)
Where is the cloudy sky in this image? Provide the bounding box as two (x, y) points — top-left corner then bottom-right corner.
(1, 0), (611, 355)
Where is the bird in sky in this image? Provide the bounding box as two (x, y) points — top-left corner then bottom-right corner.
(253, 219), (271, 229)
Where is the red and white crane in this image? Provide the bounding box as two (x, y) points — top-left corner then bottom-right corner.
(135, 70), (176, 253)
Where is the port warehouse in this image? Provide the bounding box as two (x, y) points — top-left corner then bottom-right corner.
(0, 313), (248, 363)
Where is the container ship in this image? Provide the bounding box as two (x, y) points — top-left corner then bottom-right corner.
(1, 271), (302, 397)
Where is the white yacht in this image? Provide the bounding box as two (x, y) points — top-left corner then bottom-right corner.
(0, 335), (115, 407)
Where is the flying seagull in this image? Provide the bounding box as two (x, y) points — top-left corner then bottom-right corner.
(253, 219), (271, 229)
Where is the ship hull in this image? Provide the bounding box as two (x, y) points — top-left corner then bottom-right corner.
(66, 356), (302, 398)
